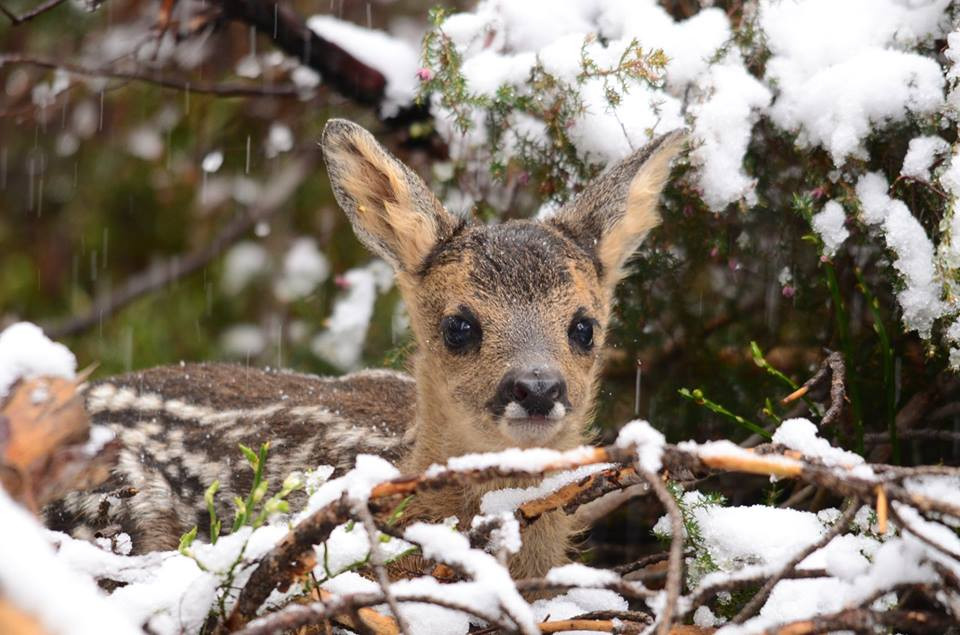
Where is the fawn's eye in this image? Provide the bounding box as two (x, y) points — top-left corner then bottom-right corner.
(441, 312), (481, 353)
(568, 313), (595, 352)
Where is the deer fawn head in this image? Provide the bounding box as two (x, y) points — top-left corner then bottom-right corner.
(322, 119), (683, 458)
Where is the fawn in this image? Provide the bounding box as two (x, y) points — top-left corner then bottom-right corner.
(46, 119), (683, 579)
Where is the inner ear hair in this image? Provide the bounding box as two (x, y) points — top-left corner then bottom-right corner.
(322, 119), (457, 273)
(548, 130), (685, 284)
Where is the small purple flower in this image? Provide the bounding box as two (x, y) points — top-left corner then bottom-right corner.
(416, 67), (433, 81)
(782, 285), (796, 298)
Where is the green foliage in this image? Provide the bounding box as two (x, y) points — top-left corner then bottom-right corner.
(655, 482), (726, 586)
(678, 387), (771, 440)
(421, 11), (667, 204)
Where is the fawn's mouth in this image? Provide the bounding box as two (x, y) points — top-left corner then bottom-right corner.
(498, 401), (567, 443)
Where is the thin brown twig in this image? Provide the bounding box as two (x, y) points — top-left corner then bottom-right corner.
(0, 0), (66, 24)
(731, 498), (860, 624)
(355, 505), (412, 635)
(614, 550), (672, 575)
(782, 351), (845, 426)
(888, 502), (960, 561)
(685, 568), (830, 615)
(0, 54), (303, 98)
(234, 591), (512, 635)
(638, 469), (683, 635)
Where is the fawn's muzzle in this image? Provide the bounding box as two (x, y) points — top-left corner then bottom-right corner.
(493, 367), (569, 420)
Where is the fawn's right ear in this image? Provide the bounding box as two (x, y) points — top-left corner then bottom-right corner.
(321, 119), (458, 273)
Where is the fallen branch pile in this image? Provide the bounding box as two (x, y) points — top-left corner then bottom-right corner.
(2, 366), (960, 635)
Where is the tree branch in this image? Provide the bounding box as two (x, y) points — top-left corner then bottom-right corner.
(212, 0), (429, 124)
(0, 0), (66, 25)
(44, 156), (313, 338)
(0, 54), (302, 98)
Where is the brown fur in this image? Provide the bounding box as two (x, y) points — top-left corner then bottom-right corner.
(47, 119), (683, 579)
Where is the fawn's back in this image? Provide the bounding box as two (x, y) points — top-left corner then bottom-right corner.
(47, 363), (414, 551)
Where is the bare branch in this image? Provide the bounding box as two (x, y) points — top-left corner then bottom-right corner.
(0, 0), (66, 25)
(0, 54), (302, 98)
(638, 469), (683, 635)
(356, 505), (412, 635)
(730, 498), (860, 624)
(44, 157), (313, 338)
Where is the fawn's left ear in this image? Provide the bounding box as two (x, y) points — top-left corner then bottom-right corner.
(548, 130), (685, 286)
(321, 118), (459, 273)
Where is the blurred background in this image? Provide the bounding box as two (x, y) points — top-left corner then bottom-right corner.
(2, 0), (956, 567)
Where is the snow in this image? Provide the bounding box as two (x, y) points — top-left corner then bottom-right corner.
(298, 454), (400, 518)
(901, 135), (949, 181)
(479, 464), (612, 515)
(264, 123), (294, 158)
(427, 445), (599, 478)
(201, 150), (223, 173)
(311, 260), (392, 370)
(545, 563), (619, 587)
(219, 324), (266, 357)
(404, 522), (538, 634)
(615, 418), (665, 472)
(698, 505), (824, 569)
(274, 237), (330, 302)
(760, 0), (948, 164)
(810, 201), (849, 258)
(855, 172), (944, 338)
(531, 588), (627, 625)
(471, 512), (522, 555)
(221, 241), (268, 295)
(903, 474), (960, 515)
(306, 15), (419, 117)
(0, 490), (140, 635)
(772, 418), (864, 469)
(689, 60), (771, 211)
(0, 322), (77, 399)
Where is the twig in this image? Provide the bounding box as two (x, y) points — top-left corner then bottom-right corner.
(731, 498), (860, 623)
(782, 351), (845, 426)
(761, 607), (952, 634)
(0, 0), (66, 24)
(44, 157), (312, 338)
(0, 54), (302, 98)
(638, 469), (683, 635)
(356, 505), (412, 635)
(224, 436), (960, 631)
(514, 577), (654, 601)
(235, 591), (512, 635)
(888, 503), (960, 561)
(614, 551), (671, 576)
(685, 568), (830, 615)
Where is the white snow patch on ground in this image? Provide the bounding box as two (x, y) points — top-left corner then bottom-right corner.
(0, 490), (141, 635)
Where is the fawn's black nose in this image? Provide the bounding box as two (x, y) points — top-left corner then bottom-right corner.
(497, 367), (568, 417)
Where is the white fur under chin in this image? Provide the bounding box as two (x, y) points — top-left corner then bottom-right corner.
(500, 401), (566, 444)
